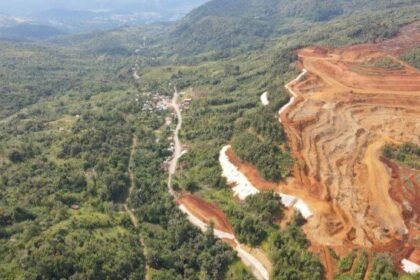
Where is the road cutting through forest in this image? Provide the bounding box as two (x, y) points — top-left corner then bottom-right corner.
(218, 22), (420, 277)
(278, 69), (307, 121)
(178, 194), (270, 280)
(167, 88), (181, 197)
(123, 135), (151, 280)
(168, 90), (270, 280)
(166, 22), (420, 278)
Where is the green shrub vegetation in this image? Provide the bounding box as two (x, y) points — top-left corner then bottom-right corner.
(270, 216), (324, 280)
(352, 251), (368, 280)
(371, 57), (404, 70)
(231, 103), (294, 181)
(224, 192), (282, 246)
(1, 0), (420, 279)
(369, 254), (398, 280)
(335, 251), (368, 280)
(339, 251), (357, 273)
(383, 142), (420, 169)
(127, 124), (242, 279)
(366, 254), (420, 280)
(400, 47), (420, 70)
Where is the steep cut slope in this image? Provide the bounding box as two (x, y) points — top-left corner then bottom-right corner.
(280, 22), (420, 254)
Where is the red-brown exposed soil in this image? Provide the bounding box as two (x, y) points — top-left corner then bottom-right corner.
(278, 21), (420, 272)
(178, 194), (234, 233)
(177, 22), (420, 279)
(226, 148), (281, 192)
(409, 249), (420, 264)
(385, 158), (420, 228)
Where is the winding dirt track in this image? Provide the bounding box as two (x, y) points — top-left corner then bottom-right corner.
(168, 89), (181, 197)
(178, 194), (270, 280)
(280, 22), (420, 261)
(124, 135), (151, 280)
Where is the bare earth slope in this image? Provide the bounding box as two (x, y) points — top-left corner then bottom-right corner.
(281, 21), (420, 254)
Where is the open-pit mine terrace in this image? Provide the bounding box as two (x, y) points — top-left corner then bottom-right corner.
(280, 22), (420, 257)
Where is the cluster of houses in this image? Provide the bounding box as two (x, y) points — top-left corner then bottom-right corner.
(179, 97), (192, 110)
(162, 137), (175, 171)
(139, 92), (170, 113)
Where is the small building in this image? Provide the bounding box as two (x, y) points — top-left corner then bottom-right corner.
(70, 204), (80, 210)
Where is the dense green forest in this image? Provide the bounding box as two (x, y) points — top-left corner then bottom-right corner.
(232, 106), (294, 181)
(0, 40), (248, 279)
(168, 0), (420, 55)
(128, 126), (242, 279)
(0, 61), (147, 278)
(0, 0), (420, 279)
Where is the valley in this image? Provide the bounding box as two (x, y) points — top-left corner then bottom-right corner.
(1, 0), (420, 279)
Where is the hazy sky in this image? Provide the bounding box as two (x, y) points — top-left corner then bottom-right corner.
(0, 0), (207, 15)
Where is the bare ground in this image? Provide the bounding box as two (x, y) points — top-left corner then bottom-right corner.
(279, 22), (420, 273)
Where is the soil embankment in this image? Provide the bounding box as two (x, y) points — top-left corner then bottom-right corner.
(221, 145), (314, 219)
(178, 194), (234, 234)
(178, 194), (270, 280)
(168, 91), (270, 280)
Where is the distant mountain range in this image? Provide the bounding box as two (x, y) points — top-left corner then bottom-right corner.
(0, 0), (207, 15)
(0, 0), (208, 40)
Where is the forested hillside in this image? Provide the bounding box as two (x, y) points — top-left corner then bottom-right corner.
(0, 35), (248, 280)
(168, 0), (420, 55)
(0, 0), (419, 279)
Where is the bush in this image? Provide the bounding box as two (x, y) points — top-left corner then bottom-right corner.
(270, 221), (323, 280)
(368, 254), (398, 280)
(339, 251), (357, 273)
(383, 142), (420, 169)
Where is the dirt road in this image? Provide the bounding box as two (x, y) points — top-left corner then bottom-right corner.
(133, 69), (140, 80)
(168, 90), (270, 280)
(278, 69), (306, 122)
(179, 195), (270, 280)
(362, 138), (407, 235)
(168, 89), (182, 197)
(123, 135), (151, 280)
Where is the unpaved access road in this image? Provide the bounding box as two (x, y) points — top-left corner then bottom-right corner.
(278, 69), (307, 122)
(168, 89), (182, 197)
(168, 90), (270, 280)
(123, 135), (151, 280)
(178, 195), (270, 280)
